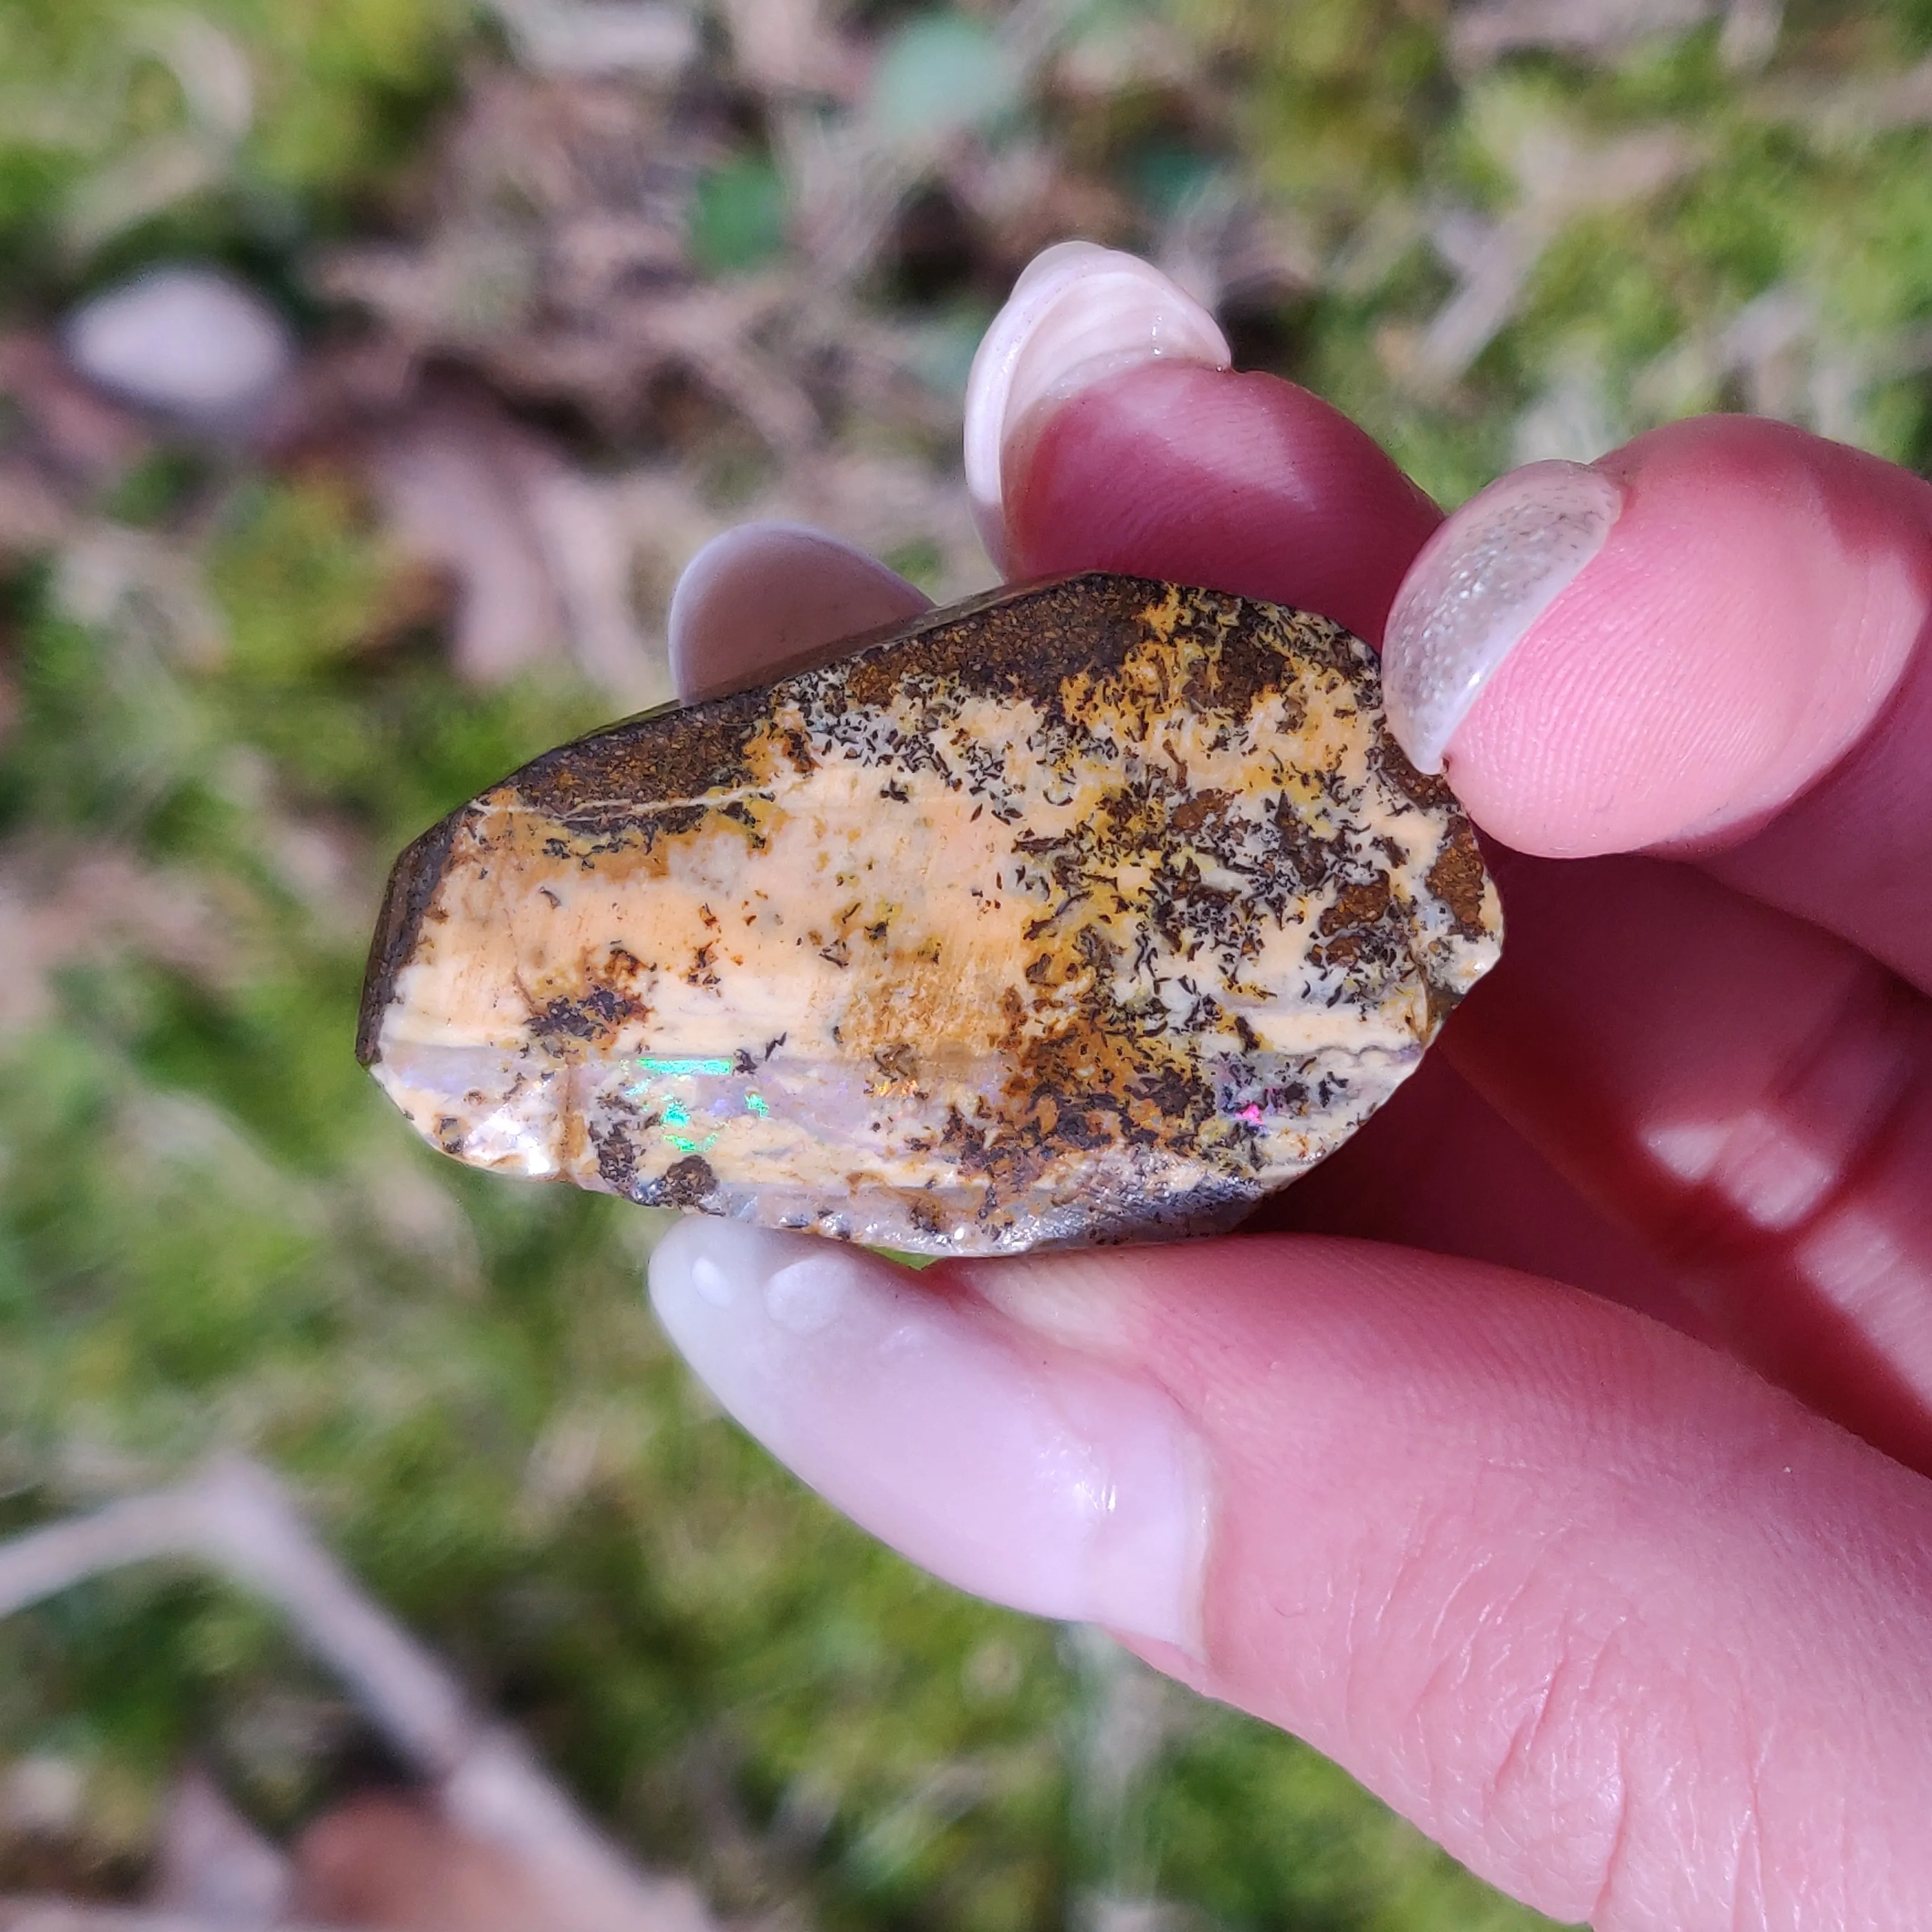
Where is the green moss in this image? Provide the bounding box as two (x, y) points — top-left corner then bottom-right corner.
(0, 0), (479, 300)
(1181, 0), (1932, 501)
(690, 154), (790, 275)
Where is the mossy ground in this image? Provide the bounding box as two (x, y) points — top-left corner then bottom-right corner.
(4, 2), (1931, 1925)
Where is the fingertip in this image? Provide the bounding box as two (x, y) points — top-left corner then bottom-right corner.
(1382, 460), (1622, 774)
(959, 242), (1436, 636)
(667, 523), (930, 702)
(1393, 418), (1932, 857)
(963, 243), (1230, 571)
(648, 1219), (1209, 1651)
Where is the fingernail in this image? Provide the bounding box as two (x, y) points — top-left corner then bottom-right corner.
(1381, 460), (1624, 774)
(648, 1220), (1211, 1651)
(964, 242), (1229, 570)
(668, 522), (931, 702)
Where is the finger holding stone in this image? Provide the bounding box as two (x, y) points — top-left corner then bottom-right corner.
(657, 267), (1932, 1448)
(649, 1219), (1209, 1648)
(651, 1217), (1932, 1931)
(668, 522), (930, 702)
(1381, 416), (1932, 993)
(638, 267), (1932, 1931)
(963, 244), (1441, 641)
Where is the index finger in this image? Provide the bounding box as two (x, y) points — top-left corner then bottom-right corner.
(970, 245), (1438, 640)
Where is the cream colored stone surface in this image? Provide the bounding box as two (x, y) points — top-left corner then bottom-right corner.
(361, 575), (1502, 1253)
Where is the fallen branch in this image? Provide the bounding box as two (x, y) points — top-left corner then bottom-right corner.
(0, 1457), (719, 1932)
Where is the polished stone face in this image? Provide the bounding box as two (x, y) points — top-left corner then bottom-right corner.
(359, 574), (1503, 1254)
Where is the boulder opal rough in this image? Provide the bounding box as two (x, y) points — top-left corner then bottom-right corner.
(359, 573), (1501, 1253)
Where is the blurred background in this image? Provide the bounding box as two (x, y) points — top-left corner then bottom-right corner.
(1, 1), (1929, 1926)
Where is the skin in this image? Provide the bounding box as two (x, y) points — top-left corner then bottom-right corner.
(672, 364), (1932, 1930)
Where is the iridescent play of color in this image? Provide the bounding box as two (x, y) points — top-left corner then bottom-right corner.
(358, 574), (1503, 1253)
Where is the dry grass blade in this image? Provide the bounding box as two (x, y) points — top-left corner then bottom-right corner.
(0, 1905), (343, 1932)
(1408, 127), (1698, 388)
(1449, 0), (1720, 70)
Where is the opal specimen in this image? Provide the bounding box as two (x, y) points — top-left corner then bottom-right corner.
(359, 573), (1502, 1254)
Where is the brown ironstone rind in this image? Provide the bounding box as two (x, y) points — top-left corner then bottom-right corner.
(358, 573), (1503, 1254)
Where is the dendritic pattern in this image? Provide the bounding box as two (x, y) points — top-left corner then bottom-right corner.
(359, 574), (1502, 1253)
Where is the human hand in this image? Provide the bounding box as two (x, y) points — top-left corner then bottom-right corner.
(647, 244), (1932, 1930)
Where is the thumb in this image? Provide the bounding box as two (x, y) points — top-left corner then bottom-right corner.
(647, 1219), (1932, 1930)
